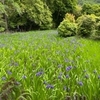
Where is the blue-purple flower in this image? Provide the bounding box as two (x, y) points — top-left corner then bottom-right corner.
(98, 75), (100, 79)
(63, 86), (70, 92)
(78, 81), (83, 86)
(10, 61), (19, 67)
(6, 70), (12, 75)
(58, 64), (62, 68)
(93, 70), (97, 74)
(66, 66), (72, 71)
(46, 84), (54, 89)
(63, 86), (67, 91)
(84, 74), (89, 79)
(43, 81), (47, 85)
(15, 81), (20, 85)
(22, 75), (27, 79)
(36, 71), (43, 76)
(58, 73), (62, 79)
(66, 74), (70, 78)
(1, 76), (6, 81)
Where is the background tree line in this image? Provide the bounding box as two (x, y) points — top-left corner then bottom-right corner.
(0, 0), (77, 32)
(78, 0), (100, 5)
(0, 0), (100, 32)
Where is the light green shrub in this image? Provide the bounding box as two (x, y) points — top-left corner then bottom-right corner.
(73, 5), (82, 19)
(57, 13), (77, 37)
(76, 14), (96, 37)
(0, 27), (5, 32)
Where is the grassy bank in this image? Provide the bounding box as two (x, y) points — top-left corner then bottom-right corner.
(0, 30), (100, 100)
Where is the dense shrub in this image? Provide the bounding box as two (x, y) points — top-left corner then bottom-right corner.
(57, 13), (77, 37)
(96, 21), (100, 35)
(76, 14), (96, 37)
(0, 27), (5, 32)
(73, 5), (82, 19)
(95, 17), (100, 35)
(94, 19), (100, 39)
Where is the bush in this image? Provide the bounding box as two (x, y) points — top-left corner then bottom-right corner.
(94, 20), (100, 39)
(57, 13), (77, 37)
(64, 13), (75, 23)
(96, 21), (100, 35)
(76, 14), (96, 37)
(73, 5), (82, 19)
(0, 27), (5, 32)
(94, 17), (100, 36)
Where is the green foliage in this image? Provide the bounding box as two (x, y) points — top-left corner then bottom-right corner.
(0, 2), (6, 14)
(25, 0), (52, 29)
(0, 0), (23, 31)
(64, 13), (76, 22)
(0, 15), (5, 32)
(8, 13), (27, 30)
(78, 0), (100, 5)
(82, 4), (100, 16)
(77, 14), (96, 37)
(73, 5), (82, 19)
(0, 0), (78, 31)
(44, 0), (78, 27)
(0, 27), (5, 32)
(96, 21), (100, 35)
(93, 17), (100, 39)
(57, 13), (77, 37)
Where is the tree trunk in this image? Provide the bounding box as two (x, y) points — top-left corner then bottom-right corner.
(4, 14), (8, 32)
(2, 0), (9, 33)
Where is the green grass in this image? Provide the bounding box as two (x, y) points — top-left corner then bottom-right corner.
(0, 30), (100, 100)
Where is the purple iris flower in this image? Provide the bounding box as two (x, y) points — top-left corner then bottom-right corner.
(98, 75), (100, 79)
(58, 73), (62, 79)
(36, 71), (43, 76)
(78, 81), (83, 86)
(46, 84), (54, 89)
(6, 70), (12, 75)
(1, 76), (6, 81)
(22, 75), (27, 79)
(66, 66), (72, 71)
(84, 74), (89, 79)
(66, 74), (70, 78)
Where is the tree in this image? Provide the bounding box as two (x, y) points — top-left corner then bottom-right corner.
(0, 0), (8, 32)
(82, 4), (100, 16)
(0, 0), (78, 31)
(0, 0), (22, 32)
(78, 0), (100, 5)
(0, 1), (6, 32)
(21, 0), (53, 30)
(44, 0), (78, 27)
